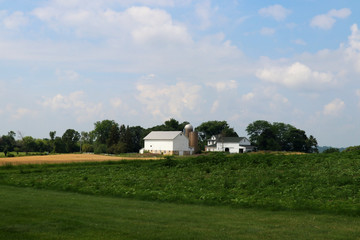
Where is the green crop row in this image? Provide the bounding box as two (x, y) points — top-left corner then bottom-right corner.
(1, 152), (360, 215)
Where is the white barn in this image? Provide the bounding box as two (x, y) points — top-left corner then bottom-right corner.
(205, 135), (254, 153)
(140, 131), (194, 155)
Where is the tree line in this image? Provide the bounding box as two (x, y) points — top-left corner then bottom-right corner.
(0, 119), (318, 156)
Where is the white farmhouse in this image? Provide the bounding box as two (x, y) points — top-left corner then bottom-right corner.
(140, 131), (194, 156)
(205, 135), (254, 153)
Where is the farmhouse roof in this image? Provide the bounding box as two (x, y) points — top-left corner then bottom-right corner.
(143, 131), (183, 140)
(217, 136), (248, 143)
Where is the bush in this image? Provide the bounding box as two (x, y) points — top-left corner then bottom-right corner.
(82, 143), (94, 153)
(7, 153), (15, 158)
(344, 145), (360, 153)
(323, 147), (340, 154)
(94, 144), (107, 154)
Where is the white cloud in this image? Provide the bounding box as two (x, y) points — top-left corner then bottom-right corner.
(323, 98), (345, 116)
(357, 89), (360, 108)
(256, 62), (336, 89)
(41, 91), (103, 122)
(258, 4), (291, 21)
(2, 11), (28, 29)
(210, 100), (219, 113)
(110, 98), (123, 108)
(12, 108), (37, 120)
(345, 24), (360, 73)
(207, 80), (237, 92)
(32, 4), (192, 45)
(311, 8), (351, 30)
(195, 0), (214, 30)
(136, 81), (202, 119)
(260, 27), (275, 36)
(56, 69), (80, 81)
(241, 92), (254, 102)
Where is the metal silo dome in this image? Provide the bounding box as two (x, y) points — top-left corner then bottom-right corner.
(184, 124), (193, 131)
(184, 124), (193, 138)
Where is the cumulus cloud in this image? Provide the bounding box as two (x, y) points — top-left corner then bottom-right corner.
(32, 3), (192, 45)
(136, 81), (202, 119)
(323, 98), (345, 116)
(2, 11), (28, 29)
(195, 0), (216, 30)
(256, 62), (336, 89)
(41, 91), (103, 122)
(258, 4), (291, 21)
(238, 87), (290, 118)
(311, 8), (351, 30)
(207, 80), (237, 92)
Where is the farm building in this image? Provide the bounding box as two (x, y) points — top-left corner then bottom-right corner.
(140, 124), (198, 156)
(205, 135), (254, 153)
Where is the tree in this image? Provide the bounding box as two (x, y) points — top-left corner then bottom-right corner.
(196, 120), (238, 140)
(62, 129), (80, 153)
(49, 131), (56, 153)
(245, 120), (272, 146)
(246, 120), (318, 153)
(22, 136), (37, 154)
(0, 132), (16, 156)
(257, 127), (281, 150)
(54, 137), (66, 153)
(107, 124), (120, 148)
(93, 120), (119, 145)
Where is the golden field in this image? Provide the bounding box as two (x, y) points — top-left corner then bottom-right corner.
(0, 154), (158, 166)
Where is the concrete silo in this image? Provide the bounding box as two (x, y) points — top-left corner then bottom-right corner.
(184, 123), (198, 153)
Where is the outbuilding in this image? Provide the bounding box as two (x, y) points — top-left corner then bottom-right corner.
(140, 131), (194, 156)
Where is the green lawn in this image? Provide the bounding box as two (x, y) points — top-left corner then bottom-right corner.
(0, 185), (359, 240)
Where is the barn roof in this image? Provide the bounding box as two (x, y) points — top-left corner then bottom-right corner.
(143, 131), (183, 140)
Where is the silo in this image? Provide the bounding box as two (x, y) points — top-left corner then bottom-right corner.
(189, 131), (199, 153)
(184, 124), (193, 138)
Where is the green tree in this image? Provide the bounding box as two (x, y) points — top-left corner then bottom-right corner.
(245, 120), (272, 146)
(49, 131), (56, 153)
(22, 136), (37, 154)
(196, 120), (238, 140)
(62, 129), (80, 153)
(0, 132), (16, 156)
(257, 127), (281, 150)
(246, 120), (318, 153)
(93, 120), (119, 145)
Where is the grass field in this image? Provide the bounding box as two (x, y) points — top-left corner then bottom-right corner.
(1, 152), (360, 239)
(1, 185), (360, 240)
(1, 152), (360, 215)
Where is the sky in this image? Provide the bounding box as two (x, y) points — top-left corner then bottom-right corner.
(0, 0), (359, 148)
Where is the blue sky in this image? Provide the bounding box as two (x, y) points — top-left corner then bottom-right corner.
(1, 0), (360, 147)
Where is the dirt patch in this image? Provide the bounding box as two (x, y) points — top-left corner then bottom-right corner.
(0, 154), (159, 166)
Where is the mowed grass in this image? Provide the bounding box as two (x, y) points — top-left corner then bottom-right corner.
(1, 185), (360, 240)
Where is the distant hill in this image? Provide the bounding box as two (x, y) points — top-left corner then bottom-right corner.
(318, 146), (346, 153)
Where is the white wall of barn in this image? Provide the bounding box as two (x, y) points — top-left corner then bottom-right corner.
(144, 139), (173, 151)
(173, 135), (192, 151)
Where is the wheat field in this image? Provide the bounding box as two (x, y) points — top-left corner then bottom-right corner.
(0, 154), (157, 166)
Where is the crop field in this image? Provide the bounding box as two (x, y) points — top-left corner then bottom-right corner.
(1, 152), (360, 239)
(0, 153), (158, 166)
